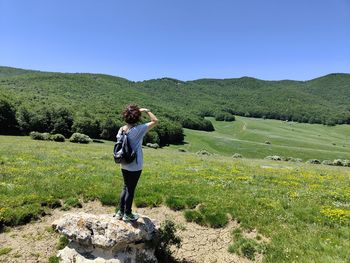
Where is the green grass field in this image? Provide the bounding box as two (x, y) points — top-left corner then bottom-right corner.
(1, 134), (350, 262)
(170, 116), (350, 161)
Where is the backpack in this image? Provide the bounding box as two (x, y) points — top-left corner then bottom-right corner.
(113, 128), (137, 164)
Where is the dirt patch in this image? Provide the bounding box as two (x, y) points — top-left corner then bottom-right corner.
(0, 200), (263, 263)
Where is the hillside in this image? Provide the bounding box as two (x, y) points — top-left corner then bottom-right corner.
(171, 116), (350, 160)
(0, 66), (349, 142)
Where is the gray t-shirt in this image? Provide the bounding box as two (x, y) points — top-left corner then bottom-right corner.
(116, 123), (148, 171)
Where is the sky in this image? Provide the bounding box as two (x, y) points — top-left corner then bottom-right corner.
(0, 0), (349, 81)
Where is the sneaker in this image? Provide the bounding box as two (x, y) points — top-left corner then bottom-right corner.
(123, 212), (139, 222)
(114, 210), (124, 220)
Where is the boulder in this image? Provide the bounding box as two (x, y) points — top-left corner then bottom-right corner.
(52, 212), (159, 263)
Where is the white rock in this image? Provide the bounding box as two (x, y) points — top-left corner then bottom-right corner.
(52, 212), (159, 263)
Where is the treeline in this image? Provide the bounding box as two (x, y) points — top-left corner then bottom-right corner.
(0, 98), (184, 146)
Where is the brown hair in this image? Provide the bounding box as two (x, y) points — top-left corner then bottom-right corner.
(122, 104), (141, 124)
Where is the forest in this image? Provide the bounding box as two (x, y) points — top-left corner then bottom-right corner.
(1, 66), (349, 145)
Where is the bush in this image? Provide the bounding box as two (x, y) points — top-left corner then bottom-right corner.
(148, 220), (182, 263)
(333, 159), (344, 166)
(69, 133), (92, 144)
(51, 134), (65, 142)
(146, 143), (159, 149)
(343, 160), (350, 167)
(322, 160), (333, 166)
(265, 155), (283, 161)
(285, 157), (302, 162)
(30, 131), (47, 140)
(306, 159), (321, 164)
(196, 150), (211, 156)
(232, 153), (242, 158)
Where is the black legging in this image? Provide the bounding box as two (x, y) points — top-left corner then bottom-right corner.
(119, 169), (142, 214)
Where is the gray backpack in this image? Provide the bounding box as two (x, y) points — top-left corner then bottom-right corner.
(113, 129), (137, 164)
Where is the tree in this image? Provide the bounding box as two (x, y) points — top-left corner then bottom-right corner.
(0, 98), (18, 134)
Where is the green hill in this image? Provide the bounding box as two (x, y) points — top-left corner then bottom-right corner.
(0, 66), (349, 143)
(171, 116), (350, 160)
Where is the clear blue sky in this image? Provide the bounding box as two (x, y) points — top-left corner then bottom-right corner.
(0, 0), (349, 81)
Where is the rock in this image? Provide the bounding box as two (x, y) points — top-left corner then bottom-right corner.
(196, 150), (211, 156)
(52, 212), (159, 263)
(306, 159), (321, 164)
(264, 155), (282, 161)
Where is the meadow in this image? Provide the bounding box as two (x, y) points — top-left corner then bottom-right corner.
(1, 134), (350, 262)
(171, 116), (350, 161)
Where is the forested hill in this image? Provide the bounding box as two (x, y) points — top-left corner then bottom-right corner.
(0, 66), (349, 143)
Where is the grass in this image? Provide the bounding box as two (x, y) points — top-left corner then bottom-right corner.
(169, 116), (350, 161)
(0, 247), (12, 256)
(0, 135), (350, 262)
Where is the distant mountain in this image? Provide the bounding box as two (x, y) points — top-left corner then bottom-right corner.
(0, 66), (349, 132)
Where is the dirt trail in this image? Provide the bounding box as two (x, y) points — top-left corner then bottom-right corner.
(0, 200), (262, 263)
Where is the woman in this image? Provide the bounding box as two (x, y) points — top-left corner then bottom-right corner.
(114, 104), (158, 221)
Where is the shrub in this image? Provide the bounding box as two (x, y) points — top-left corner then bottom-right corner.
(51, 134), (65, 142)
(69, 133), (92, 144)
(333, 159), (344, 166)
(196, 150), (211, 156)
(30, 131), (47, 140)
(285, 157), (302, 162)
(307, 159), (321, 164)
(264, 141), (271, 144)
(343, 160), (350, 167)
(146, 143), (159, 149)
(232, 153), (242, 158)
(147, 220), (182, 263)
(322, 160), (333, 166)
(265, 155), (282, 161)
